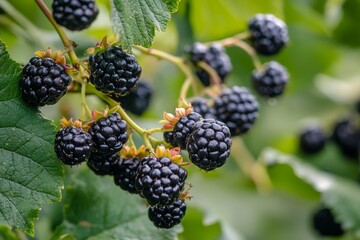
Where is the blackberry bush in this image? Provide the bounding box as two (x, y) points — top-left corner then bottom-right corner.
(299, 127), (327, 154)
(252, 61), (289, 97)
(52, 0), (99, 31)
(185, 42), (232, 86)
(88, 112), (128, 154)
(214, 86), (259, 136)
(191, 97), (215, 119)
(135, 156), (188, 206)
(20, 56), (71, 106)
(248, 13), (289, 56)
(54, 126), (93, 165)
(187, 118), (232, 171)
(89, 46), (142, 97)
(113, 157), (141, 194)
(148, 199), (186, 229)
(87, 152), (120, 176)
(312, 207), (344, 237)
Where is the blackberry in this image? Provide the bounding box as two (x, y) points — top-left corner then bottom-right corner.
(312, 207), (344, 237)
(20, 56), (71, 107)
(191, 97), (215, 119)
(214, 86), (259, 136)
(52, 0), (99, 31)
(148, 199), (186, 229)
(248, 14), (288, 56)
(187, 119), (232, 171)
(89, 46), (141, 97)
(332, 119), (360, 159)
(113, 157), (141, 194)
(163, 131), (178, 148)
(110, 81), (153, 116)
(54, 126), (93, 165)
(185, 42), (232, 86)
(299, 127), (326, 154)
(252, 61), (289, 97)
(135, 156), (188, 206)
(87, 152), (120, 176)
(173, 112), (202, 149)
(88, 112), (128, 154)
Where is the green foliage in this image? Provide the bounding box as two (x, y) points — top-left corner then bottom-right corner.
(0, 41), (63, 235)
(264, 148), (360, 237)
(110, 0), (180, 50)
(52, 170), (180, 240)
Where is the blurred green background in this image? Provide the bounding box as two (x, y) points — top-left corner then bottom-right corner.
(0, 0), (359, 239)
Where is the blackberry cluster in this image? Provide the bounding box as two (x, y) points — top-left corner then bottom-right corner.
(110, 81), (153, 116)
(187, 119), (232, 171)
(173, 112), (202, 150)
(52, 0), (99, 31)
(20, 56), (71, 107)
(87, 152), (120, 176)
(312, 207), (344, 237)
(163, 131), (178, 148)
(88, 112), (128, 154)
(191, 97), (215, 119)
(248, 14), (288, 56)
(332, 119), (360, 160)
(252, 61), (289, 97)
(299, 127), (327, 154)
(89, 46), (141, 97)
(148, 199), (186, 229)
(113, 157), (141, 194)
(54, 126), (93, 165)
(214, 86), (259, 136)
(135, 156), (188, 206)
(185, 42), (232, 86)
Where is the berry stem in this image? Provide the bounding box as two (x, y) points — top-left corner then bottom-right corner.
(146, 128), (163, 134)
(80, 82), (92, 120)
(134, 45), (200, 98)
(234, 41), (263, 71)
(179, 77), (193, 104)
(197, 61), (222, 86)
(208, 32), (251, 46)
(34, 0), (80, 65)
(231, 137), (272, 193)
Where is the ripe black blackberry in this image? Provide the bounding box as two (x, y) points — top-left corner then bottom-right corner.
(299, 127), (327, 154)
(191, 97), (215, 119)
(135, 156), (188, 206)
(173, 112), (202, 150)
(332, 119), (360, 159)
(252, 61), (289, 97)
(87, 152), (120, 176)
(163, 131), (178, 148)
(88, 112), (128, 154)
(89, 46), (141, 97)
(248, 14), (288, 56)
(185, 42), (232, 86)
(110, 81), (153, 116)
(148, 199), (186, 229)
(312, 207), (344, 237)
(186, 119), (232, 171)
(52, 0), (99, 31)
(20, 56), (71, 107)
(54, 126), (93, 165)
(113, 157), (141, 194)
(214, 86), (259, 136)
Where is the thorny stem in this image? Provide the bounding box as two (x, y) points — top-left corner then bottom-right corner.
(35, 0), (79, 65)
(231, 137), (272, 194)
(134, 45), (199, 101)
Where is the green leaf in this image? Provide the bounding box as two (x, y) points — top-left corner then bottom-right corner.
(110, 0), (179, 50)
(0, 41), (63, 235)
(263, 148), (360, 237)
(52, 170), (180, 240)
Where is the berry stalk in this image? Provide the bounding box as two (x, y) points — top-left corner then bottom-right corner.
(34, 0), (79, 65)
